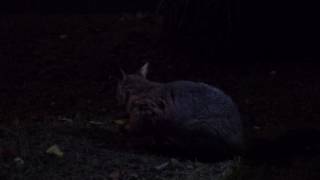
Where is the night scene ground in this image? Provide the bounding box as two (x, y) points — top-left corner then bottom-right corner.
(1, 2), (320, 179)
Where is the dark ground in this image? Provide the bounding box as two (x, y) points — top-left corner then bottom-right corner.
(1, 14), (320, 179)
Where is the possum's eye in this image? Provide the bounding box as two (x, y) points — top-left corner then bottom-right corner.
(116, 83), (129, 105)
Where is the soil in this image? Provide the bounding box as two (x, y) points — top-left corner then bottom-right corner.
(0, 14), (320, 180)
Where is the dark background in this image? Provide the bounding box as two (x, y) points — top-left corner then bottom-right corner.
(1, 0), (319, 61)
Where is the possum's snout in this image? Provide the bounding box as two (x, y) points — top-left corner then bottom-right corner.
(122, 122), (144, 136)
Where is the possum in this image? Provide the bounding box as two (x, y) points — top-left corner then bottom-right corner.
(116, 63), (245, 159)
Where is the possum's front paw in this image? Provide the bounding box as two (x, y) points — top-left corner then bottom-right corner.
(123, 119), (144, 136)
(125, 114), (157, 137)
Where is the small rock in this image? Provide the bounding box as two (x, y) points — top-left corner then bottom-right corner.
(59, 34), (68, 39)
(14, 157), (24, 166)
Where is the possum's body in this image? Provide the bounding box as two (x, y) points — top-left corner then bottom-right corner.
(117, 63), (244, 158)
(161, 81), (243, 147)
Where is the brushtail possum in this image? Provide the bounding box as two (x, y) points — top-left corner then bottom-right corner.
(116, 63), (245, 159)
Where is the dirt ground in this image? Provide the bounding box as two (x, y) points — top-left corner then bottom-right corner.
(1, 14), (320, 180)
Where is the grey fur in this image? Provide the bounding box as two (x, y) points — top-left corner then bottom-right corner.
(117, 63), (244, 155)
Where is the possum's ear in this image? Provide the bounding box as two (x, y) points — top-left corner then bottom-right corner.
(120, 68), (127, 80)
(138, 62), (149, 78)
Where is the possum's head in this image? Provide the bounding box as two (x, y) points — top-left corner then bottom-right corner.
(116, 62), (150, 106)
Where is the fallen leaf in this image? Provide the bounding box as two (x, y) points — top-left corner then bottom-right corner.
(58, 117), (73, 123)
(154, 162), (169, 171)
(46, 145), (64, 157)
(88, 121), (104, 125)
(112, 119), (128, 125)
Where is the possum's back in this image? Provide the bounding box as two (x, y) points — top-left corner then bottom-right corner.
(162, 80), (239, 119)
